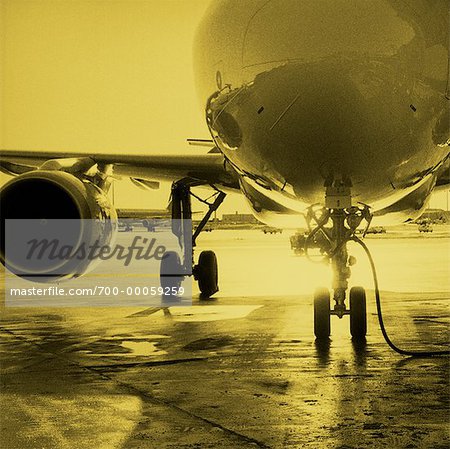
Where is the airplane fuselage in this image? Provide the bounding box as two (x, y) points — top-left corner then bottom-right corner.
(194, 0), (449, 226)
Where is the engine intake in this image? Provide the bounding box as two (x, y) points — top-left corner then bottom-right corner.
(0, 170), (117, 281)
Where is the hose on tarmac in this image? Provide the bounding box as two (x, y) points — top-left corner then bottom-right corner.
(352, 236), (450, 357)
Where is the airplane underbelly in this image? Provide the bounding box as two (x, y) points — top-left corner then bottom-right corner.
(208, 59), (447, 207)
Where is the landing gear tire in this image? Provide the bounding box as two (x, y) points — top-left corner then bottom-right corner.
(349, 286), (367, 339)
(196, 250), (218, 299)
(160, 251), (183, 297)
(314, 288), (331, 339)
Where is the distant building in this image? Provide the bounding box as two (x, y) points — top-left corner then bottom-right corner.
(417, 209), (450, 223)
(221, 212), (259, 224)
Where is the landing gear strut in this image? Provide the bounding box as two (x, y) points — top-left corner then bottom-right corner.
(305, 182), (372, 340)
(160, 180), (225, 298)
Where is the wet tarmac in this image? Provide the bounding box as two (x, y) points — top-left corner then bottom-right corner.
(1, 229), (449, 448)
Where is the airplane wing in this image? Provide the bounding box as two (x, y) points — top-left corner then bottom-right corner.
(0, 149), (239, 189)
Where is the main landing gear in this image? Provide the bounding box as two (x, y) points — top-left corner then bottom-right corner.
(160, 180), (225, 298)
(304, 182), (373, 340)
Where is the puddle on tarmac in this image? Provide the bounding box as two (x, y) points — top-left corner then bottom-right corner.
(153, 305), (263, 322)
(120, 340), (167, 356)
(82, 335), (169, 357)
(107, 334), (170, 340)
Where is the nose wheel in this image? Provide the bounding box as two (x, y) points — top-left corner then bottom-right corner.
(313, 286), (368, 339)
(314, 288), (331, 339)
(349, 286), (367, 339)
(307, 182), (372, 340)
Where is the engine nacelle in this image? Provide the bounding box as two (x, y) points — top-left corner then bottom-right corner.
(0, 170), (117, 281)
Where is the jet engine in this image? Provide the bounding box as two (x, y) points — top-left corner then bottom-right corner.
(0, 170), (117, 281)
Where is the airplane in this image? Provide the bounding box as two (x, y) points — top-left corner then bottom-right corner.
(116, 206), (207, 232)
(0, 0), (449, 341)
(117, 206), (171, 232)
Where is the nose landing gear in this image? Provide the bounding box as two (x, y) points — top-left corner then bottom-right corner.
(305, 183), (372, 340)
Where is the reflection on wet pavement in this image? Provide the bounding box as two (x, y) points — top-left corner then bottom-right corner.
(0, 230), (449, 448)
(156, 305), (263, 322)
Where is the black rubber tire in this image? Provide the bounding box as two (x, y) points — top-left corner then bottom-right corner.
(197, 250), (219, 298)
(314, 288), (331, 339)
(160, 251), (183, 292)
(350, 286), (367, 339)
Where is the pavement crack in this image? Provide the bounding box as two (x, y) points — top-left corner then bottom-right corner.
(85, 357), (207, 370)
(0, 325), (269, 448)
(90, 369), (271, 448)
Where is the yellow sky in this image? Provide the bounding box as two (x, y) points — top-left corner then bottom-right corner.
(0, 0), (250, 210)
(0, 0), (448, 211)
(1, 0), (210, 152)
